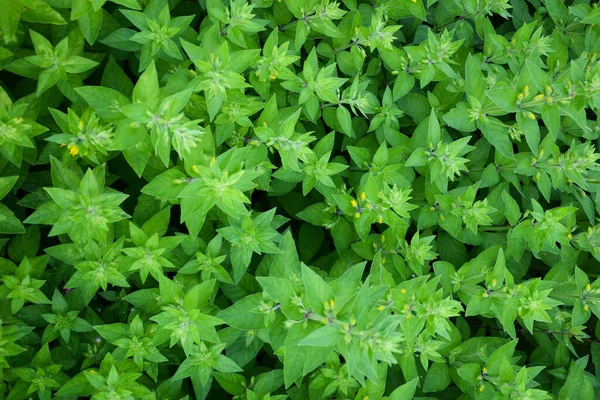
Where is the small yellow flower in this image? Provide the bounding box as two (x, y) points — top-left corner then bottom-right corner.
(355, 212), (360, 219)
(189, 69), (197, 76)
(491, 279), (497, 287)
(567, 233), (572, 239)
(403, 305), (409, 310)
(269, 75), (276, 80)
(350, 316), (356, 325)
(517, 93), (524, 101)
(262, 121), (267, 127)
(78, 120), (84, 129)
(533, 94), (545, 101)
(482, 292), (489, 298)
(192, 165), (198, 173)
(321, 318), (327, 324)
(482, 367), (487, 373)
(378, 305), (384, 311)
(329, 299), (335, 308)
(584, 304), (589, 311)
(527, 112), (536, 120)
(523, 85), (530, 96)
(546, 97), (553, 103)
(361, 192), (366, 200)
(378, 216), (383, 224)
(401, 288), (406, 294)
(586, 283), (591, 291)
(381, 234), (385, 243)
(351, 199), (357, 207)
(479, 385), (484, 392)
(405, 314), (411, 319)
(67, 144), (79, 156)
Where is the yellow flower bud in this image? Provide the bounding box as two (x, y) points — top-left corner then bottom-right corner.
(351, 199), (358, 207)
(361, 192), (366, 200)
(355, 212), (360, 219)
(192, 165), (198, 173)
(381, 234), (385, 243)
(584, 304), (589, 311)
(546, 97), (553, 103)
(378, 305), (384, 311)
(482, 292), (489, 298)
(523, 85), (529, 95)
(567, 233), (572, 239)
(189, 69), (197, 76)
(262, 121), (267, 127)
(378, 216), (383, 224)
(321, 318), (327, 324)
(406, 314), (411, 319)
(586, 283), (591, 291)
(401, 288), (406, 294)
(534, 94), (545, 101)
(330, 299), (335, 308)
(527, 112), (536, 120)
(210, 157), (216, 167)
(479, 385), (484, 392)
(78, 120), (84, 129)
(382, 257), (386, 264)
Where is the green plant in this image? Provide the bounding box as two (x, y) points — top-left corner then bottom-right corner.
(1, 0), (600, 399)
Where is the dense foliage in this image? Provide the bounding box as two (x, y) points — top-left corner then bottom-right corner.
(1, 0), (600, 399)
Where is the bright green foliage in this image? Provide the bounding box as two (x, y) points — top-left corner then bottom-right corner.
(2, 0), (600, 399)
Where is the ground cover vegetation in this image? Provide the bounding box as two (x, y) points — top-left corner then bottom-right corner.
(1, 0), (600, 398)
